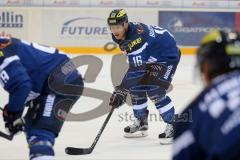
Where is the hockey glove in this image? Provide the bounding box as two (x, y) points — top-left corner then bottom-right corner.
(2, 105), (24, 135)
(146, 62), (167, 78)
(119, 40), (132, 53)
(24, 98), (41, 126)
(109, 86), (128, 108)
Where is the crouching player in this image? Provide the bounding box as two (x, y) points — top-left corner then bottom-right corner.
(0, 33), (83, 160)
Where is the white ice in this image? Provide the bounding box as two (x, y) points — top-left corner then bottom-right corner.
(0, 55), (202, 160)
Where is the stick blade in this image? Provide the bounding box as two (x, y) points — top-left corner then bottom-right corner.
(0, 131), (13, 141)
(65, 147), (92, 155)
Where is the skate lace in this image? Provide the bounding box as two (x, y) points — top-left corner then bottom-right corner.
(164, 124), (173, 136)
(129, 118), (140, 128)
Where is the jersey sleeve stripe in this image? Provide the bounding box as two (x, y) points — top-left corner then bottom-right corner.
(173, 130), (195, 157)
(128, 42), (148, 56)
(0, 55), (20, 71)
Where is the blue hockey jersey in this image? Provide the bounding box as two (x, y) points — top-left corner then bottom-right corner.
(0, 38), (69, 112)
(112, 22), (180, 89)
(112, 22), (180, 66)
(173, 71), (240, 160)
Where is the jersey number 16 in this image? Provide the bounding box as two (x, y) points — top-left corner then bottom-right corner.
(133, 56), (143, 67)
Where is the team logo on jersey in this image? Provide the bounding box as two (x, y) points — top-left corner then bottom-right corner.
(128, 38), (142, 51)
(0, 51), (4, 57)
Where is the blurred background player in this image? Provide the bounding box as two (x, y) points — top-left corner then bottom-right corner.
(173, 30), (240, 159)
(0, 32), (83, 160)
(107, 9), (181, 143)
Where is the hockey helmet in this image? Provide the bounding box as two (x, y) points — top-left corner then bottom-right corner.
(107, 9), (128, 26)
(196, 29), (240, 79)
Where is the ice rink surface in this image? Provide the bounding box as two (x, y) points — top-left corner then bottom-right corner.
(0, 54), (203, 160)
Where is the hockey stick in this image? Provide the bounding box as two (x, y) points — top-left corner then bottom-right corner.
(65, 106), (115, 155)
(0, 107), (14, 141)
(0, 130), (13, 141)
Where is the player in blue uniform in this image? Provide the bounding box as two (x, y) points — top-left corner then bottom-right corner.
(0, 33), (83, 160)
(173, 30), (240, 159)
(107, 9), (181, 143)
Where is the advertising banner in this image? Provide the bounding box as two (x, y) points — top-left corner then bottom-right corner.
(183, 0), (228, 8)
(0, 8), (28, 39)
(41, 8), (157, 53)
(137, 0), (182, 8)
(42, 9), (112, 47)
(42, 0), (90, 6)
(229, 1), (240, 9)
(159, 11), (240, 46)
(0, 0), (25, 5)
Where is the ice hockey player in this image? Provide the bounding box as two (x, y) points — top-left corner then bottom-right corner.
(107, 9), (181, 144)
(0, 32), (83, 160)
(173, 30), (240, 159)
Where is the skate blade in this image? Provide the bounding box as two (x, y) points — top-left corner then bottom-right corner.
(124, 131), (148, 138)
(159, 137), (173, 145)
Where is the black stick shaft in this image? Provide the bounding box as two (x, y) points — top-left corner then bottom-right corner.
(66, 107), (115, 155)
(90, 106), (115, 150)
(0, 131), (13, 141)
